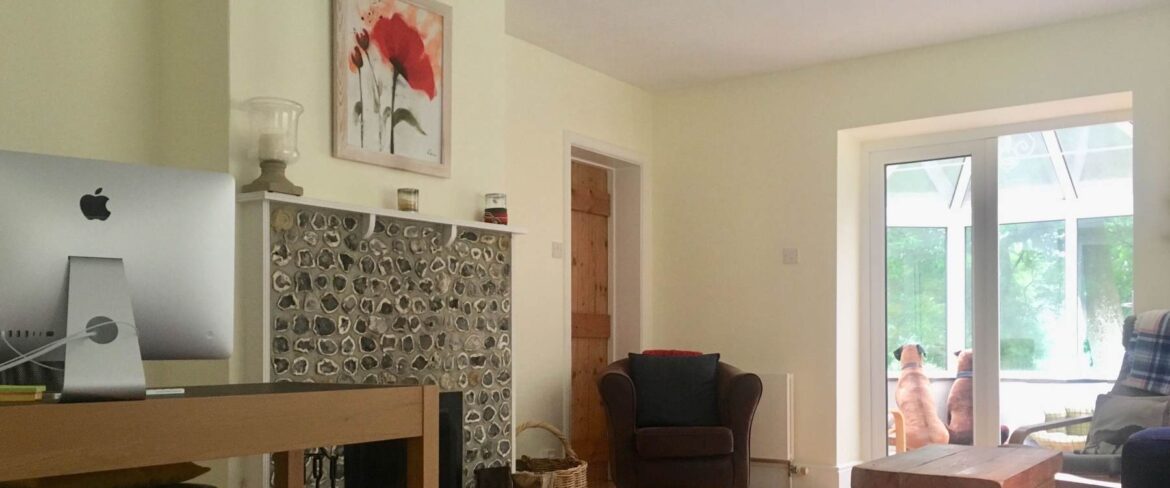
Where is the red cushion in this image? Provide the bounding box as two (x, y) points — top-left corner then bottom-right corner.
(642, 349), (703, 357)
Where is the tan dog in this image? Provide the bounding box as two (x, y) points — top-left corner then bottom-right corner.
(946, 350), (974, 445)
(894, 344), (949, 450)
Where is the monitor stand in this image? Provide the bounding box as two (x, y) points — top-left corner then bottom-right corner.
(61, 256), (146, 402)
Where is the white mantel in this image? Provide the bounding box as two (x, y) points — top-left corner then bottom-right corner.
(237, 191), (527, 239)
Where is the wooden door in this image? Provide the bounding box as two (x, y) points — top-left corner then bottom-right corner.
(570, 162), (611, 484)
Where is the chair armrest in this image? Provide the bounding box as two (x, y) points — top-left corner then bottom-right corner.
(1009, 415), (1094, 445)
(598, 359), (638, 487)
(717, 363), (763, 435)
(598, 360), (637, 424)
(717, 363), (762, 488)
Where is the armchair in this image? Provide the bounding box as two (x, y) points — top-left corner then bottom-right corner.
(1009, 316), (1167, 485)
(598, 358), (762, 488)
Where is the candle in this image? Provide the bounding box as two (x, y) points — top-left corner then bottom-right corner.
(258, 132), (287, 162)
(398, 188), (419, 212)
(484, 193), (508, 225)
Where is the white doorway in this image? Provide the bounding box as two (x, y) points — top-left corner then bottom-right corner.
(561, 132), (648, 481)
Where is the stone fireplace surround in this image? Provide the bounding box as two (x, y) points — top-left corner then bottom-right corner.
(240, 193), (519, 488)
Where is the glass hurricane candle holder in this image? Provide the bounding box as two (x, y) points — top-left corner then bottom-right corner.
(241, 97), (305, 196)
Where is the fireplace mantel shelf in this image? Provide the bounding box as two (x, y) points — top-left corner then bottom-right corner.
(239, 192), (527, 244)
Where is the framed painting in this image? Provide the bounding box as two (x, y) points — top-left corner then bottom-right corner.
(333, 0), (452, 178)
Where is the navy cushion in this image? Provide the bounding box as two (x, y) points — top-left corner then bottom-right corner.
(1122, 427), (1170, 488)
(628, 353), (720, 427)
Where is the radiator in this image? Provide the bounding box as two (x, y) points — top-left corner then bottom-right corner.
(750, 373), (794, 463)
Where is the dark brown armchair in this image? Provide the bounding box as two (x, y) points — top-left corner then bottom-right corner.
(598, 359), (763, 488)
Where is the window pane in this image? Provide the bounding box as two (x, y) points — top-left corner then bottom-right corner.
(999, 221), (1066, 371)
(1056, 123), (1133, 201)
(886, 227), (948, 371)
(999, 132), (1063, 206)
(886, 157), (965, 225)
(1078, 216), (1134, 375)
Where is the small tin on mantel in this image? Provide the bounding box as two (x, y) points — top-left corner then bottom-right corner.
(484, 193), (507, 225)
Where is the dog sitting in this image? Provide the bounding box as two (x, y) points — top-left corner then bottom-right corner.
(894, 344), (949, 450)
(946, 350), (974, 445)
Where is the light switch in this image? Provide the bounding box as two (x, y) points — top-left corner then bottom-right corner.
(551, 241), (564, 259)
(782, 248), (799, 265)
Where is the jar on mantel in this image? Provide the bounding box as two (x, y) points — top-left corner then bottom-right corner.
(398, 188), (419, 212)
(483, 193), (507, 225)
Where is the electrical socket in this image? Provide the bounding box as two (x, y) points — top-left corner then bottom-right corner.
(551, 242), (565, 259)
(782, 248), (799, 265)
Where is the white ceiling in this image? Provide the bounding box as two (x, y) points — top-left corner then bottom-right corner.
(506, 0), (1167, 89)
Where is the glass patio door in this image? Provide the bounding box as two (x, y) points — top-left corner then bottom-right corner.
(995, 124), (1134, 442)
(871, 139), (998, 455)
(867, 119), (1136, 458)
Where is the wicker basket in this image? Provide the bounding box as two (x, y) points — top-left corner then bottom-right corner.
(514, 421), (588, 488)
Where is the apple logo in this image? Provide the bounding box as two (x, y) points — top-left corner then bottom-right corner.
(79, 188), (111, 221)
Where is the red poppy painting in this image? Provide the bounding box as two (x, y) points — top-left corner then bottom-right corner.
(334, 0), (451, 177)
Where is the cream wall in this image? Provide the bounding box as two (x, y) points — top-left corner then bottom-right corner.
(652, 6), (1170, 486)
(505, 37), (654, 455)
(0, 0), (229, 170)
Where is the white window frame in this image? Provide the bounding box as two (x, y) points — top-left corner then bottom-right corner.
(861, 111), (1133, 460)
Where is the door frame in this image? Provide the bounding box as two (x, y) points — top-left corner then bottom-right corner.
(562, 131), (649, 437)
(866, 139), (1000, 457)
(859, 110), (1133, 460)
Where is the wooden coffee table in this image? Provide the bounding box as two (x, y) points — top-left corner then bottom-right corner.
(852, 445), (1062, 488)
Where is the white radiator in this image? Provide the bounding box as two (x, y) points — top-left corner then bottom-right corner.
(751, 373), (794, 462)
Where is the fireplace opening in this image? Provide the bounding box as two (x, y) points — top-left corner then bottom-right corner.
(308, 391), (464, 488)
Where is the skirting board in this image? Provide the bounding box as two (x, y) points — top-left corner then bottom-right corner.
(749, 461), (791, 488)
(792, 463), (859, 488)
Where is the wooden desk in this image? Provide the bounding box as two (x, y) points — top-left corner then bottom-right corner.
(852, 445), (1062, 488)
(0, 383), (438, 488)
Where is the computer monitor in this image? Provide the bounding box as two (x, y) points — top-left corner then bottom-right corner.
(0, 150), (234, 400)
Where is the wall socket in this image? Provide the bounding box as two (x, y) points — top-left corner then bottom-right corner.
(551, 241), (565, 259)
(782, 247), (799, 265)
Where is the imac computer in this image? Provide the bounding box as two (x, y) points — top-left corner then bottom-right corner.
(0, 150), (235, 401)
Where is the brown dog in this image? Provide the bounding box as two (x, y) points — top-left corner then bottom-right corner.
(894, 344), (949, 450)
(946, 350), (974, 445)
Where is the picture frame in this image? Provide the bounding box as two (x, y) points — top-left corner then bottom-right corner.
(333, 0), (453, 178)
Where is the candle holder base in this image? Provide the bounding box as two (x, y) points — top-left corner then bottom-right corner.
(242, 160), (303, 196)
